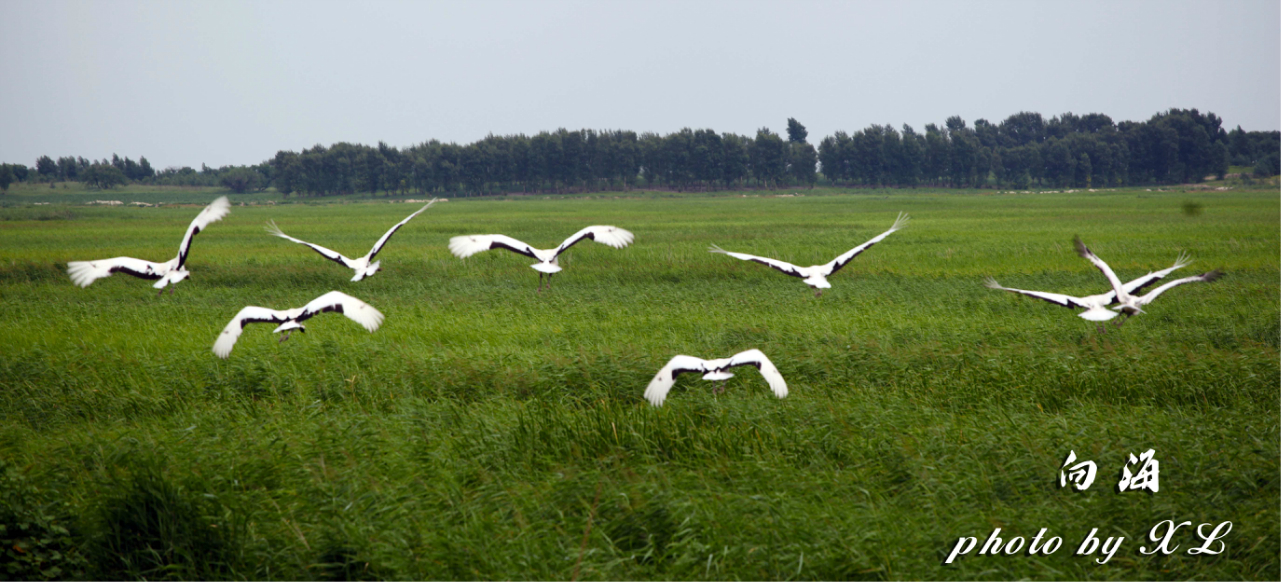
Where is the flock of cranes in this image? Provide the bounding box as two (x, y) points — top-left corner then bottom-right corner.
(67, 197), (1223, 406)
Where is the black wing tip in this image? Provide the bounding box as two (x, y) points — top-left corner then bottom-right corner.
(1201, 269), (1224, 282)
(1073, 235), (1089, 258)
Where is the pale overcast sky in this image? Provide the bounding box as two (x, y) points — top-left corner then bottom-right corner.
(2, 0), (1277, 169)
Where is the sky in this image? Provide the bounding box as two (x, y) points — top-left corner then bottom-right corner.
(2, 0), (1277, 170)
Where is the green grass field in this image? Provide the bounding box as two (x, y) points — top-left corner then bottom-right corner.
(1, 188), (1277, 580)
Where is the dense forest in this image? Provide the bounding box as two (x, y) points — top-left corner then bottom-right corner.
(3, 108), (1278, 195)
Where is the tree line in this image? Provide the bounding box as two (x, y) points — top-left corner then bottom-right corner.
(266, 125), (816, 196)
(819, 110), (1279, 189)
(1, 154), (158, 191)
(3, 108), (1277, 194)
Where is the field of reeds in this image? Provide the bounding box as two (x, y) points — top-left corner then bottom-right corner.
(0, 187), (1276, 580)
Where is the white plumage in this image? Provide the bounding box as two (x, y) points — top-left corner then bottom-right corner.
(643, 349), (788, 407)
(985, 252), (1192, 323)
(67, 196), (230, 294)
(1074, 236), (1223, 326)
(709, 212), (908, 296)
(212, 291), (384, 359)
(267, 199), (437, 281)
(449, 225), (634, 291)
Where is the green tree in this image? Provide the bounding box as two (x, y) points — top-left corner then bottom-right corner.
(898, 124), (924, 186)
(923, 124), (949, 185)
(1254, 151), (1280, 177)
(1079, 113), (1115, 134)
(271, 151), (301, 195)
(1042, 138), (1075, 187)
(973, 119), (1000, 148)
(751, 128), (787, 187)
(56, 156), (77, 180)
(123, 157), (143, 180)
(1213, 141), (1229, 180)
(660, 129), (694, 190)
(999, 111), (1045, 146)
(1077, 153), (1092, 188)
(531, 131), (562, 191)
(561, 129), (589, 190)
(220, 168), (262, 193)
(852, 126), (885, 185)
(1227, 125), (1252, 165)
(411, 155), (433, 194)
(788, 142), (817, 187)
(817, 135), (838, 184)
(822, 131), (855, 184)
(786, 118), (808, 143)
(720, 133), (751, 188)
(946, 118), (979, 187)
(882, 125), (905, 185)
(35, 156), (57, 179)
(459, 142), (486, 194)
(0, 164), (14, 191)
(81, 163), (128, 189)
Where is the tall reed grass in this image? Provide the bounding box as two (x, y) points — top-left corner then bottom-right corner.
(0, 189), (1275, 579)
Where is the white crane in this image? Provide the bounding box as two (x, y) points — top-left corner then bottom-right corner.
(985, 251), (1192, 328)
(448, 225), (634, 291)
(643, 349), (788, 407)
(67, 196), (231, 296)
(267, 199), (437, 281)
(1075, 236), (1223, 327)
(212, 291), (384, 359)
(709, 212), (908, 296)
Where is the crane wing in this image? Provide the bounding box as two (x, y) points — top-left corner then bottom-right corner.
(368, 199), (437, 260)
(1136, 270), (1222, 305)
(176, 196), (231, 268)
(553, 225), (635, 256)
(727, 349), (788, 399)
(449, 234), (540, 259)
(1074, 236), (1128, 301)
(984, 277), (1092, 309)
(1116, 251), (1192, 299)
(67, 257), (168, 287)
(266, 221), (356, 268)
(643, 355), (709, 407)
(820, 212), (909, 276)
(294, 291), (384, 332)
(708, 244), (806, 278)
(212, 306), (291, 359)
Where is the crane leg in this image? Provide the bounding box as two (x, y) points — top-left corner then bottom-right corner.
(168, 286), (174, 295)
(1097, 324), (1106, 334)
(538, 273), (544, 293)
(815, 289), (822, 298)
(157, 288), (164, 298)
